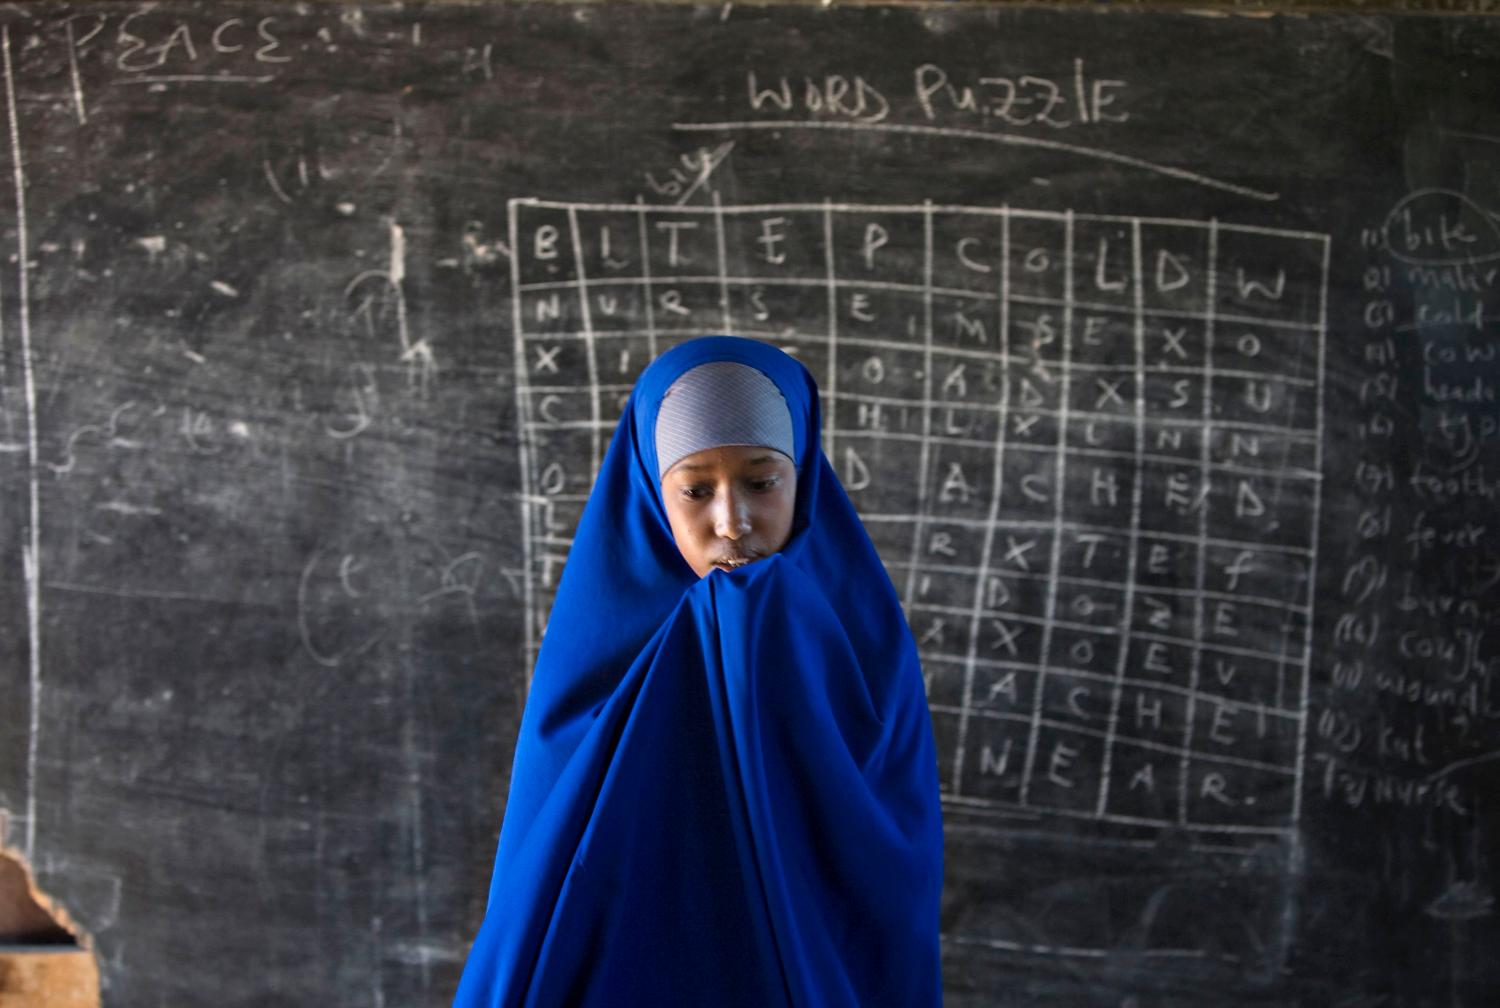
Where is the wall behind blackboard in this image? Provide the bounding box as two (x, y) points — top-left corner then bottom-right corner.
(0, 3), (1497, 1006)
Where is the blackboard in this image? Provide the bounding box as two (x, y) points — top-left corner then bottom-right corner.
(0, 2), (1498, 1005)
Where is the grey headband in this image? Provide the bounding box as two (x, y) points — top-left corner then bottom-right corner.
(654, 361), (795, 479)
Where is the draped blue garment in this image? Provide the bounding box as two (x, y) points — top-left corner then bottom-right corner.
(455, 336), (944, 1007)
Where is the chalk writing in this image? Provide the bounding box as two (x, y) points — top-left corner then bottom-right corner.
(1311, 194), (1500, 835)
(110, 10), (291, 76)
(1380, 188), (1500, 267)
(746, 61), (1127, 130)
(912, 61), (1128, 128)
(4, 23), (41, 859)
(642, 141), (736, 205)
(510, 198), (1328, 842)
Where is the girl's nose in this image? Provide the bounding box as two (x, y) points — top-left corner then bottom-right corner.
(713, 491), (752, 539)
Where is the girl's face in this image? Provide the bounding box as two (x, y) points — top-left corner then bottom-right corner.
(660, 445), (798, 577)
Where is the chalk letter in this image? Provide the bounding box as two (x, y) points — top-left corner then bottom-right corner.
(862, 223), (889, 269)
(1090, 467), (1118, 506)
(1021, 474), (1049, 503)
(1200, 772), (1234, 805)
(953, 312), (986, 343)
(757, 217), (787, 265)
(656, 220), (698, 267)
(747, 71), (793, 112)
(1244, 379), (1273, 412)
(1235, 267), (1285, 301)
(842, 446), (871, 490)
(940, 462), (973, 504)
(987, 671), (1018, 705)
(1210, 702), (1237, 745)
(1147, 543), (1171, 574)
(212, 18), (246, 52)
(1135, 691), (1163, 731)
(1094, 236), (1127, 292)
(1234, 480), (1265, 518)
(1128, 761), (1155, 792)
(1048, 741), (1079, 788)
(980, 739), (1012, 776)
(957, 237), (991, 273)
(1155, 249), (1189, 292)
(1222, 551), (1256, 590)
(534, 224), (559, 260)
(1212, 602), (1239, 638)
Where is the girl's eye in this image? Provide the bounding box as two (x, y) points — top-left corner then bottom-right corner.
(750, 478), (778, 492)
(680, 486), (709, 500)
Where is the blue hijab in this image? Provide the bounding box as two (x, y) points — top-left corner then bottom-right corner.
(455, 336), (944, 1007)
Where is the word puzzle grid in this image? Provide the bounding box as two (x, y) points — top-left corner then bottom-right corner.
(511, 198), (1327, 842)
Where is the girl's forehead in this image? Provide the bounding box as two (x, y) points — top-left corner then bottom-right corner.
(664, 446), (795, 477)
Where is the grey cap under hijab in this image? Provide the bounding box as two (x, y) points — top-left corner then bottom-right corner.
(654, 361), (795, 479)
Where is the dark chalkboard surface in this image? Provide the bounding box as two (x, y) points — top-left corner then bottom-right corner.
(0, 2), (1497, 1005)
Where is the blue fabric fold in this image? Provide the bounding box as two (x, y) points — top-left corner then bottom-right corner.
(455, 336), (944, 1007)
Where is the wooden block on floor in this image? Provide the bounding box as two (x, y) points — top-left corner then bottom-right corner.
(0, 947), (101, 1008)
